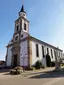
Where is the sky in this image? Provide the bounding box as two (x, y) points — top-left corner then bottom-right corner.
(0, 0), (64, 60)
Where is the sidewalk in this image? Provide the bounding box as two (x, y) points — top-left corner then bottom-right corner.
(22, 67), (55, 77)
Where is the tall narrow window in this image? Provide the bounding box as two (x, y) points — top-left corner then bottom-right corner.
(51, 49), (53, 58)
(42, 46), (44, 58)
(47, 48), (49, 54)
(59, 52), (60, 58)
(36, 44), (39, 57)
(24, 23), (26, 31)
(54, 50), (57, 59)
(16, 25), (19, 32)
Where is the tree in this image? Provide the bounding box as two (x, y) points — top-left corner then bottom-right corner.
(46, 54), (51, 67)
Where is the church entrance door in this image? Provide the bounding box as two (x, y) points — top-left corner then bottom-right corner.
(13, 54), (17, 67)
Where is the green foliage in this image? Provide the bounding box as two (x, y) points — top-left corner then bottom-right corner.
(25, 67), (35, 70)
(51, 62), (55, 67)
(10, 69), (16, 75)
(42, 65), (45, 69)
(10, 69), (22, 75)
(10, 66), (23, 75)
(14, 66), (23, 70)
(46, 54), (51, 67)
(60, 64), (64, 66)
(35, 61), (42, 69)
(16, 70), (21, 74)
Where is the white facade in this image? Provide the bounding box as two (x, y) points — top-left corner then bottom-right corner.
(30, 39), (62, 66)
(31, 41), (44, 65)
(20, 40), (28, 66)
(6, 46), (12, 66)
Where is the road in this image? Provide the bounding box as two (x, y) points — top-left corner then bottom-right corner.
(0, 68), (64, 85)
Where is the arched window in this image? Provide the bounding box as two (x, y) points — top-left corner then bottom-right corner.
(42, 46), (44, 58)
(36, 44), (39, 57)
(51, 49), (53, 58)
(24, 23), (26, 30)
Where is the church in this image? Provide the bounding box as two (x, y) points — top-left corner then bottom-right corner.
(6, 5), (63, 68)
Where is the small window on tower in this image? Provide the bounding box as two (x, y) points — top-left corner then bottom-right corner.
(21, 34), (23, 38)
(24, 23), (26, 31)
(23, 14), (25, 16)
(16, 25), (19, 32)
(11, 39), (13, 42)
(15, 36), (18, 41)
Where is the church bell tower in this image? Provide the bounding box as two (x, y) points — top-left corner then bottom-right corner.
(13, 5), (29, 42)
(6, 2), (30, 67)
(10, 5), (29, 66)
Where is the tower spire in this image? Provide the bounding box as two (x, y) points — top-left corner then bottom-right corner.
(19, 0), (26, 18)
(20, 5), (26, 13)
(19, 0), (26, 13)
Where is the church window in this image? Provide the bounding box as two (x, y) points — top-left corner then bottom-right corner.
(36, 44), (39, 57)
(11, 39), (13, 42)
(59, 52), (60, 57)
(42, 46), (44, 58)
(51, 49), (53, 58)
(21, 34), (23, 38)
(24, 23), (26, 30)
(23, 14), (25, 16)
(47, 48), (49, 54)
(15, 36), (18, 41)
(16, 25), (19, 32)
(54, 50), (56, 57)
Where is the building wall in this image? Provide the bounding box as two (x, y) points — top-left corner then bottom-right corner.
(31, 40), (46, 66)
(21, 31), (28, 39)
(20, 40), (28, 66)
(30, 40), (61, 66)
(6, 46), (12, 66)
(45, 46), (55, 62)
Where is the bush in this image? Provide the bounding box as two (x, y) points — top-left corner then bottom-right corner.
(10, 69), (22, 75)
(35, 61), (42, 69)
(14, 66), (23, 70)
(46, 54), (51, 67)
(25, 67), (35, 70)
(51, 62), (55, 67)
(16, 70), (21, 74)
(42, 65), (45, 69)
(10, 66), (23, 75)
(60, 64), (64, 66)
(10, 69), (16, 75)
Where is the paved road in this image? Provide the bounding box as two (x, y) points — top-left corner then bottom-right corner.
(0, 68), (64, 85)
(0, 74), (63, 85)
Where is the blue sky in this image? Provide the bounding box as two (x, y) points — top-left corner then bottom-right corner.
(0, 0), (64, 60)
